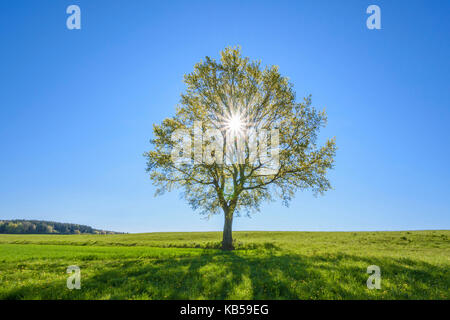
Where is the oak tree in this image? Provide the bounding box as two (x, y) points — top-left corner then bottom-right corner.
(145, 47), (336, 250)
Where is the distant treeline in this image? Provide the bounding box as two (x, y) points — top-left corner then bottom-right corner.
(0, 220), (121, 235)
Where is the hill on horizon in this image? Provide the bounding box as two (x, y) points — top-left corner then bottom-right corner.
(0, 219), (121, 235)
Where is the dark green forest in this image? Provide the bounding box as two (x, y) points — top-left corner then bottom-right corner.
(0, 220), (121, 234)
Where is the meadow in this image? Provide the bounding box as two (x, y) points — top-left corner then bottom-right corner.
(0, 231), (448, 299)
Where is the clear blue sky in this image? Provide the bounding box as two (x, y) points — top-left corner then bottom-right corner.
(1, 0), (449, 233)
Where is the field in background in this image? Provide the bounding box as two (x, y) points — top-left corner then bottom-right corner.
(0, 231), (448, 299)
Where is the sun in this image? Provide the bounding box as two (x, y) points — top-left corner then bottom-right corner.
(226, 114), (244, 135)
(229, 115), (242, 131)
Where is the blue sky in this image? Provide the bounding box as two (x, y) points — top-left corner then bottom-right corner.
(0, 0), (449, 233)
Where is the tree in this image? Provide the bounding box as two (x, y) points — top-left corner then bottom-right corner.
(145, 47), (336, 250)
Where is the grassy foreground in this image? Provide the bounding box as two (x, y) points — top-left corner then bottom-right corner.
(0, 231), (448, 299)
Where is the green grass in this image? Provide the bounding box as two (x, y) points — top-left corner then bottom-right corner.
(0, 231), (448, 299)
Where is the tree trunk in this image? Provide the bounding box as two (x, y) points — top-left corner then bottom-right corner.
(222, 210), (234, 250)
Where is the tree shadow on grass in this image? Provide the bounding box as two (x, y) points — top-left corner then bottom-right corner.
(2, 251), (448, 299)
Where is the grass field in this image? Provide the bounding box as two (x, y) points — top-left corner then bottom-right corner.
(0, 231), (448, 299)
